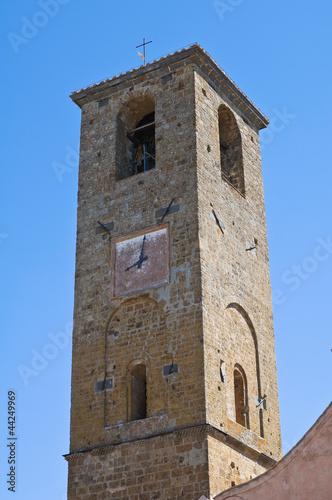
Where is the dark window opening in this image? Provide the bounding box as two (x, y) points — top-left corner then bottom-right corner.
(218, 105), (245, 196)
(125, 112), (155, 177)
(234, 366), (249, 429)
(219, 137), (229, 177)
(131, 364), (147, 421)
(116, 96), (155, 181)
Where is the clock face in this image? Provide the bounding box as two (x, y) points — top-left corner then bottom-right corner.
(111, 224), (170, 298)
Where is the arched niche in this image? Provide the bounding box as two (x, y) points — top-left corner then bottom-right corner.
(223, 303), (263, 436)
(104, 297), (167, 426)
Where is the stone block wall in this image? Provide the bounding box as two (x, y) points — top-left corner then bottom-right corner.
(207, 432), (268, 496)
(194, 68), (282, 460)
(67, 429), (209, 500)
(67, 45), (282, 499)
(70, 58), (206, 455)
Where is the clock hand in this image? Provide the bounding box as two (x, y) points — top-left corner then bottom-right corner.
(125, 255), (148, 272)
(137, 254), (148, 269)
(139, 235), (146, 261)
(125, 236), (149, 271)
(137, 235), (148, 268)
(125, 259), (140, 272)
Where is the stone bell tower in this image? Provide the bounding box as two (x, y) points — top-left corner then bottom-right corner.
(65, 44), (282, 499)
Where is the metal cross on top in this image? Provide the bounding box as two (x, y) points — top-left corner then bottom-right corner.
(136, 37), (152, 65)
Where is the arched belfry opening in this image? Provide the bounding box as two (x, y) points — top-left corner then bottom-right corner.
(116, 96), (155, 180)
(234, 364), (249, 429)
(218, 104), (245, 195)
(127, 112), (155, 174)
(131, 364), (147, 421)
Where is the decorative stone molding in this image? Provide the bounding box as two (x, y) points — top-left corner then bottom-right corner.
(64, 423), (276, 468)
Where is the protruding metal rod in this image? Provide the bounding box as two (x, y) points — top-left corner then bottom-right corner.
(136, 37), (152, 65)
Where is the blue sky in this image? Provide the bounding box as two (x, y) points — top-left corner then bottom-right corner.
(1, 1), (331, 498)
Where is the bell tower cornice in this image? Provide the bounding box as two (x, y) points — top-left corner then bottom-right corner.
(70, 43), (268, 130)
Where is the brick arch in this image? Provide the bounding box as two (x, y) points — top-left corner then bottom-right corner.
(126, 357), (149, 372)
(104, 297), (167, 426)
(226, 303), (261, 388)
(105, 296), (163, 374)
(224, 303), (263, 436)
(105, 296), (161, 334)
(117, 92), (155, 129)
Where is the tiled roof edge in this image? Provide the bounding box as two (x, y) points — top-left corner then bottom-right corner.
(70, 43), (268, 126)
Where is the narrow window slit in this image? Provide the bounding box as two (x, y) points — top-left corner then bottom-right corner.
(234, 365), (249, 429)
(218, 105), (245, 196)
(131, 364), (147, 421)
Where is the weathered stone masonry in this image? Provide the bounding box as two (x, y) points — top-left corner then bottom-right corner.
(65, 44), (282, 499)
